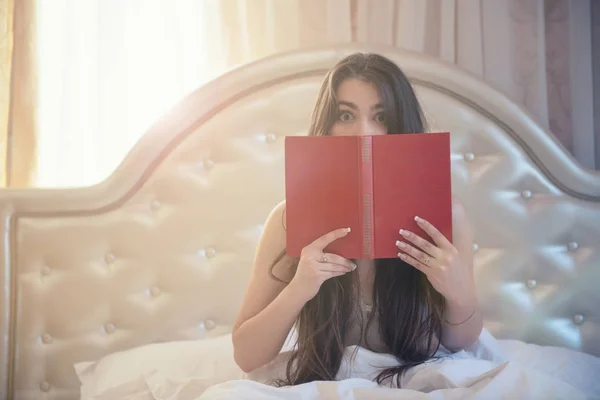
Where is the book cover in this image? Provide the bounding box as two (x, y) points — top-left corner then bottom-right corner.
(284, 132), (452, 259)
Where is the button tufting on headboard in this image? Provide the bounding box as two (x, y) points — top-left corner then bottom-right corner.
(200, 247), (217, 259)
(150, 200), (162, 211)
(526, 279), (537, 290)
(463, 152), (475, 161)
(573, 314), (585, 325)
(104, 252), (116, 264)
(104, 323), (116, 334)
(262, 133), (278, 143)
(202, 320), (216, 331)
(40, 333), (53, 345)
(40, 265), (50, 276)
(39, 382), (51, 393)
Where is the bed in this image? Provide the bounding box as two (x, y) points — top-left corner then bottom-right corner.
(1, 44), (599, 400)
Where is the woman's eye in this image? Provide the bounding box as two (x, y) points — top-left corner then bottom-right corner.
(375, 113), (385, 123)
(339, 111), (353, 122)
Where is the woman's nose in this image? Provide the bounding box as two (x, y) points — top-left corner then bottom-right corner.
(358, 118), (374, 136)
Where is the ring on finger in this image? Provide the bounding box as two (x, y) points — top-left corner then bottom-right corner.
(321, 253), (328, 263)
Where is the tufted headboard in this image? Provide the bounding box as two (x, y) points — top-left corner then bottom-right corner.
(1, 44), (600, 399)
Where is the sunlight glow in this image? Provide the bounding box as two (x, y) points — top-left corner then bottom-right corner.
(35, 0), (215, 187)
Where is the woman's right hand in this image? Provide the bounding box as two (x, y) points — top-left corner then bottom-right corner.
(287, 227), (357, 302)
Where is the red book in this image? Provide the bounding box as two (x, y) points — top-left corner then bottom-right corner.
(284, 132), (452, 259)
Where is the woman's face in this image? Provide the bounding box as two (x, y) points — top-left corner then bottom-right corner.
(329, 78), (387, 137)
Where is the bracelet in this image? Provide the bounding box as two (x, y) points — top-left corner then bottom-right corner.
(444, 306), (478, 326)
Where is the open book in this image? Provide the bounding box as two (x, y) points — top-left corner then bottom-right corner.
(284, 132), (452, 259)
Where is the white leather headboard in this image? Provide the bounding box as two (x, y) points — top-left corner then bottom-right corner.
(1, 44), (599, 399)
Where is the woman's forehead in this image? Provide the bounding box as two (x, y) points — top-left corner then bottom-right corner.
(336, 78), (381, 108)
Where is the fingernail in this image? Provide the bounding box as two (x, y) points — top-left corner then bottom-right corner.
(415, 216), (423, 223)
(346, 227), (351, 232)
(400, 229), (410, 237)
(351, 263), (357, 271)
(396, 240), (406, 248)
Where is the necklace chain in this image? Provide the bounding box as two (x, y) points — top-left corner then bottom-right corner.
(359, 297), (373, 317)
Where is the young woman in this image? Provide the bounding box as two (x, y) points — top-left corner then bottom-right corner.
(231, 52), (483, 387)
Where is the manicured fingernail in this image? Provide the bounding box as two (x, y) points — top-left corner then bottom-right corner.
(398, 253), (406, 259)
(400, 229), (410, 237)
(396, 240), (406, 248)
(351, 263), (357, 270)
(347, 227), (351, 232)
(415, 216), (423, 223)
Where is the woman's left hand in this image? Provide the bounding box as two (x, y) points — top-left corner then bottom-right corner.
(395, 215), (476, 305)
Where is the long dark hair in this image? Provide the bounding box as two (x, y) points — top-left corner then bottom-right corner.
(271, 52), (446, 387)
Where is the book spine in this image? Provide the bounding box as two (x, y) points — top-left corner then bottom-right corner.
(360, 136), (374, 258)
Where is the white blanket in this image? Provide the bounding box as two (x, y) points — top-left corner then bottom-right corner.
(92, 329), (600, 399)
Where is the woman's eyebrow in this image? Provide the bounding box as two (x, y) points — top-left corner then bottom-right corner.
(338, 100), (383, 110)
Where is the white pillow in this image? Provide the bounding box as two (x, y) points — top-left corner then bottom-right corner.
(75, 333), (244, 399)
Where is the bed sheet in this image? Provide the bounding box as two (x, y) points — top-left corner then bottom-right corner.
(82, 329), (600, 400)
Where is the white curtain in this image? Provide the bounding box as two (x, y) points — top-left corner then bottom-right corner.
(36, 0), (222, 187)
(352, 0), (595, 170)
(34, 0), (597, 188)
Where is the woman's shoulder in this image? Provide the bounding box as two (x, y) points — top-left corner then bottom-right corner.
(257, 200), (290, 258)
(267, 199), (287, 231)
(260, 200), (295, 282)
